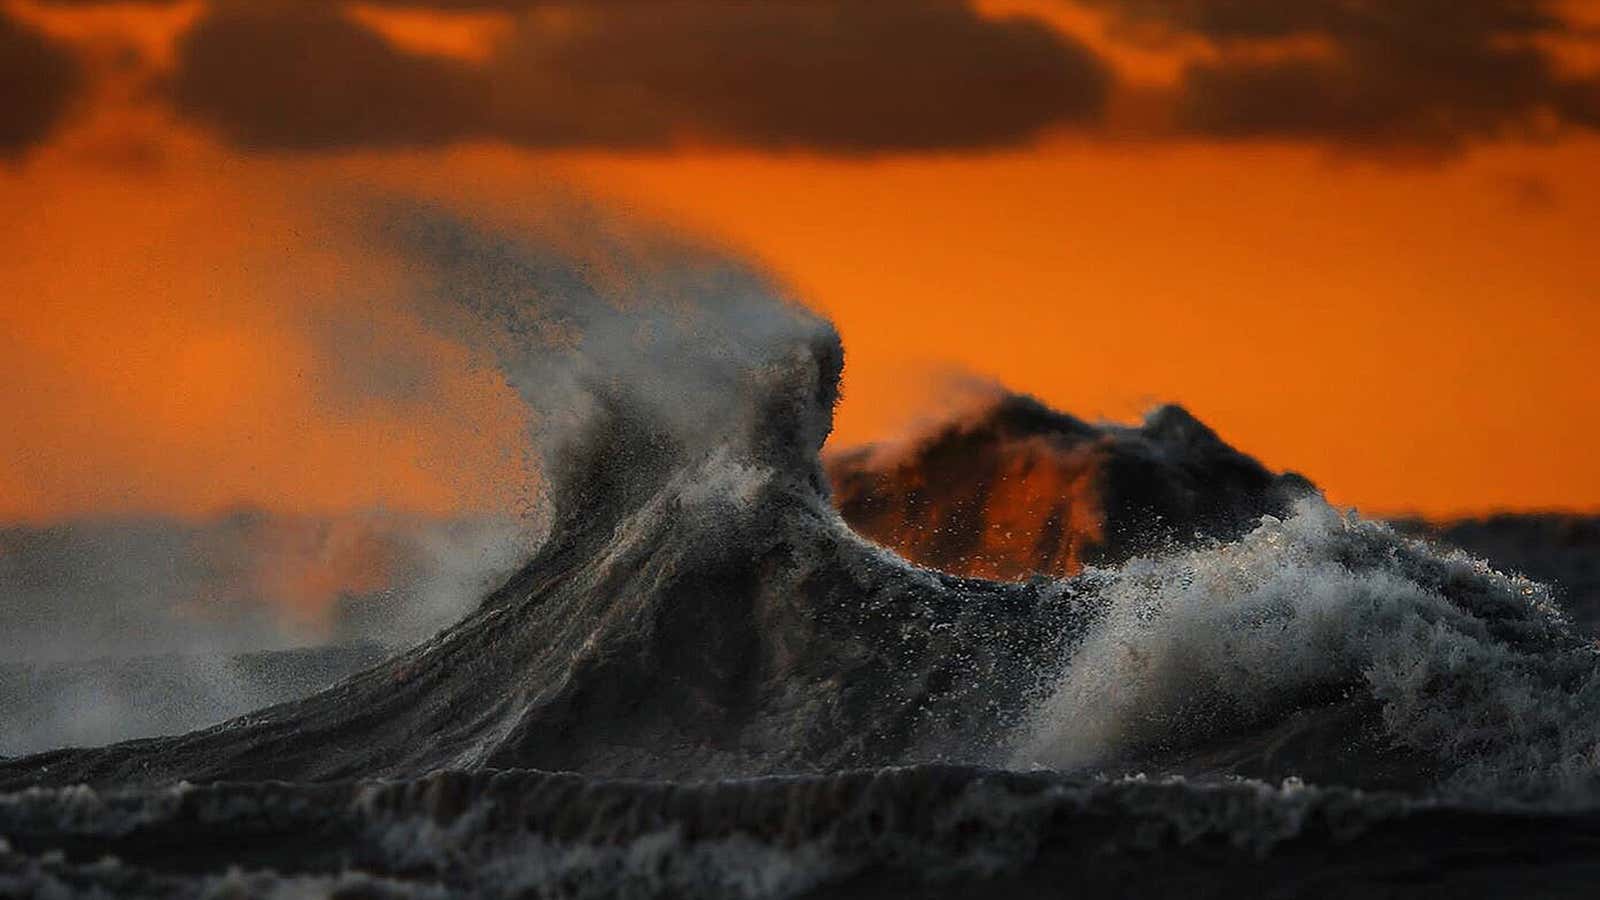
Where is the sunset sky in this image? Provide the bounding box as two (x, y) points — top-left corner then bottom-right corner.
(4, 0), (1600, 521)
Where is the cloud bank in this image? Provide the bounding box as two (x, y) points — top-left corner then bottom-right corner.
(1092, 0), (1600, 153)
(168, 1), (1110, 152)
(16, 0), (1600, 158)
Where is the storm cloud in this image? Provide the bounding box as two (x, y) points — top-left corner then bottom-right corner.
(23, 0), (1600, 160)
(168, 1), (1112, 152)
(0, 9), (83, 157)
(1091, 0), (1600, 152)
(170, 7), (483, 149)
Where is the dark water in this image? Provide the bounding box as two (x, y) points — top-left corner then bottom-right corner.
(7, 767), (1600, 899)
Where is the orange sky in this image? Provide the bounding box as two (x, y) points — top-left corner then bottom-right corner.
(556, 139), (1600, 517)
(3, 1), (1599, 521)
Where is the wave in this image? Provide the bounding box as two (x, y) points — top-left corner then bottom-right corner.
(1400, 514), (1600, 635)
(0, 200), (1083, 786)
(5, 310), (1593, 799)
(1016, 499), (1600, 799)
(828, 391), (1312, 579)
(7, 767), (1600, 898)
(4, 195), (1599, 894)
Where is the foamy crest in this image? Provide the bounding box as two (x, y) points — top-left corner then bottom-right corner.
(1015, 497), (1600, 799)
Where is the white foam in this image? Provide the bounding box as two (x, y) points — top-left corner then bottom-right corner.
(1014, 497), (1600, 799)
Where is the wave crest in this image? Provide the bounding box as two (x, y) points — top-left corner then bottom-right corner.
(1016, 498), (1600, 798)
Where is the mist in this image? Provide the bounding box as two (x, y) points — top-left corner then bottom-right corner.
(0, 178), (831, 754)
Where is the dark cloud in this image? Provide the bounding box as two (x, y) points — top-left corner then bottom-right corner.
(50, 0), (1600, 157)
(0, 10), (83, 157)
(170, 8), (483, 148)
(485, 1), (1112, 151)
(1091, 0), (1600, 152)
(1177, 47), (1561, 149)
(38, 0), (515, 4)
(1095, 0), (1562, 40)
(167, 2), (1110, 152)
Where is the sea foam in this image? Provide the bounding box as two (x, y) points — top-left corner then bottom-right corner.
(1016, 497), (1600, 800)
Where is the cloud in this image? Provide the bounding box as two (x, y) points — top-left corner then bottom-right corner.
(0, 9), (84, 158)
(33, 0), (1600, 160)
(166, 1), (1111, 152)
(1088, 0), (1600, 153)
(170, 7), (483, 149)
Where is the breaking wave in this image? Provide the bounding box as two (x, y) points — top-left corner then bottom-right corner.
(1017, 498), (1600, 799)
(4, 193), (1600, 895)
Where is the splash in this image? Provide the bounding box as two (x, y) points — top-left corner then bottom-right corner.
(0, 187), (836, 753)
(1015, 497), (1600, 800)
(829, 392), (1307, 580)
